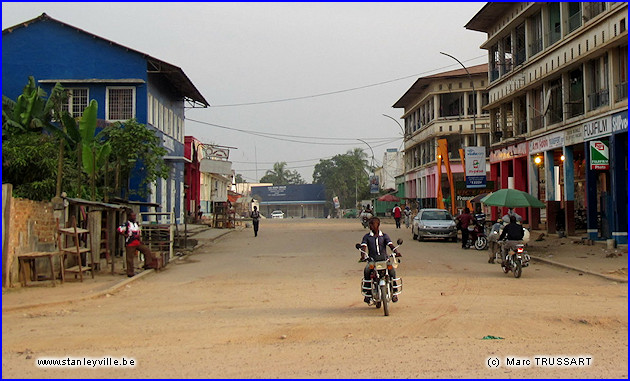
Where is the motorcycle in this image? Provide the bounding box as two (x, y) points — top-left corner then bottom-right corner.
(360, 211), (373, 229)
(496, 240), (530, 278)
(356, 239), (403, 316)
(466, 220), (488, 250)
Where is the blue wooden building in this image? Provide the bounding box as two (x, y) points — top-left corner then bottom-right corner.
(2, 13), (210, 222)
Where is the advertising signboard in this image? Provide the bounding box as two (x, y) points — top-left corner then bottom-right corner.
(464, 146), (486, 188)
(590, 140), (609, 170)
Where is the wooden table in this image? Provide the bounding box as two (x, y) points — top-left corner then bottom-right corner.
(17, 251), (64, 287)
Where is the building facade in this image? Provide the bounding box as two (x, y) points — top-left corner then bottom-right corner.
(393, 64), (491, 210)
(466, 2), (627, 243)
(250, 184), (328, 218)
(2, 14), (209, 223)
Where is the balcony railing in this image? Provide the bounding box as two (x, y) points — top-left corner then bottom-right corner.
(588, 89), (610, 110)
(583, 3), (605, 22)
(616, 82), (628, 101)
(530, 115), (544, 131)
(568, 11), (582, 33)
(490, 69), (500, 82)
(567, 98), (585, 118)
(529, 37), (543, 56)
(546, 24), (561, 46)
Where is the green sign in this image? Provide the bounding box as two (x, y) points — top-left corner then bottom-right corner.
(590, 140), (609, 170)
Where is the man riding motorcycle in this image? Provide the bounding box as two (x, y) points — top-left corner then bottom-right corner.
(498, 215), (525, 264)
(360, 217), (401, 304)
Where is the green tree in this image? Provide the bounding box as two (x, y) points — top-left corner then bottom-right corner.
(259, 162), (305, 185)
(313, 148), (370, 209)
(234, 174), (247, 183)
(101, 119), (168, 199)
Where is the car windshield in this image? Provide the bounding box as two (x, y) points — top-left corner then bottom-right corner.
(421, 211), (452, 221)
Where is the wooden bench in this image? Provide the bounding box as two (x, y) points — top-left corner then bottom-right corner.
(17, 251), (64, 287)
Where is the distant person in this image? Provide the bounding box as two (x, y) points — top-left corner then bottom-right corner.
(403, 205), (412, 228)
(393, 204), (402, 229)
(117, 209), (158, 277)
(250, 206), (261, 237)
(196, 205), (203, 221)
(502, 208), (522, 223)
(456, 207), (475, 249)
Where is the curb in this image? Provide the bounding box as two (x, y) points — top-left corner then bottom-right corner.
(529, 255), (628, 283)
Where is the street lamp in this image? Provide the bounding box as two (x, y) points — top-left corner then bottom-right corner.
(440, 52), (477, 147)
(357, 138), (375, 170)
(382, 114), (405, 138)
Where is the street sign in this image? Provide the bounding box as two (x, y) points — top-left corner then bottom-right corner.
(590, 140), (609, 170)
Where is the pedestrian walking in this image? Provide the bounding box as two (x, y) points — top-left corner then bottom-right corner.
(456, 207), (475, 249)
(250, 206), (261, 237)
(393, 204), (402, 229)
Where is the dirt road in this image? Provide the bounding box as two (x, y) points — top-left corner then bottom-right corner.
(2, 219), (627, 378)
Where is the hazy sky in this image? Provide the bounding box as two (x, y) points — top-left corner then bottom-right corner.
(2, 2), (487, 183)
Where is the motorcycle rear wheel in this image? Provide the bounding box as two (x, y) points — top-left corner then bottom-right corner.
(513, 261), (522, 278)
(381, 284), (390, 316)
(474, 237), (488, 250)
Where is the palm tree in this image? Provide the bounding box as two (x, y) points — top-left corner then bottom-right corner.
(260, 162), (304, 185)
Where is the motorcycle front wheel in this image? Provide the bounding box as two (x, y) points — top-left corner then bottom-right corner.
(381, 284), (390, 316)
(513, 261), (522, 278)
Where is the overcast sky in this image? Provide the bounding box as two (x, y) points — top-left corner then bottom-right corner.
(2, 2), (487, 183)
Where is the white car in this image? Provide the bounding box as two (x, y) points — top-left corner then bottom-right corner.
(412, 208), (458, 242)
(270, 210), (285, 219)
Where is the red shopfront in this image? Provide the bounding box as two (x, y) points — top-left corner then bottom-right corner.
(488, 142), (530, 224)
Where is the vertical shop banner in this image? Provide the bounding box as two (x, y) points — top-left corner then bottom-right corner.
(332, 196), (340, 209)
(465, 146), (487, 188)
(369, 175), (380, 194)
(590, 140), (609, 170)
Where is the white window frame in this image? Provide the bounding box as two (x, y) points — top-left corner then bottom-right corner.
(105, 86), (136, 121)
(63, 88), (89, 118)
(148, 93), (154, 125)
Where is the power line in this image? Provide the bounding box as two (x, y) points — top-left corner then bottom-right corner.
(209, 55), (486, 107)
(187, 118), (401, 146)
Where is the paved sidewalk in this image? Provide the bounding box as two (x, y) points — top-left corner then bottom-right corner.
(1, 225), (235, 312)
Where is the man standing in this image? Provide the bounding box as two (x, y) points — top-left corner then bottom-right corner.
(457, 207), (475, 249)
(117, 210), (158, 277)
(393, 204), (402, 229)
(250, 206), (261, 237)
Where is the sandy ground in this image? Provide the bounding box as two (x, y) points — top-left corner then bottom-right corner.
(2, 219), (627, 378)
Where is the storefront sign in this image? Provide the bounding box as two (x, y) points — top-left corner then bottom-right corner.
(529, 131), (564, 154)
(332, 196), (340, 209)
(583, 115), (613, 140)
(590, 140), (609, 170)
(612, 110), (628, 134)
(564, 126), (584, 146)
(489, 142), (527, 163)
(464, 146), (487, 188)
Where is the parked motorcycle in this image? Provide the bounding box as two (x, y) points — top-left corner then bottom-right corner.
(496, 240), (530, 278)
(356, 239), (403, 316)
(466, 220), (488, 250)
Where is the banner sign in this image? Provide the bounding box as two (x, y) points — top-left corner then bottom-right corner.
(464, 146), (486, 188)
(369, 175), (380, 194)
(332, 196), (340, 209)
(590, 140), (609, 170)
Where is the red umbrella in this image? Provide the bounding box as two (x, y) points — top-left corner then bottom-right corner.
(377, 194), (400, 202)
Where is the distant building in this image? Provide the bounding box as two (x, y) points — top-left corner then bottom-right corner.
(380, 148), (404, 191)
(2, 13), (209, 223)
(393, 64), (490, 209)
(250, 184), (328, 218)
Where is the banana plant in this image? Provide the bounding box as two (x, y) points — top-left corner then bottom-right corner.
(79, 100), (111, 200)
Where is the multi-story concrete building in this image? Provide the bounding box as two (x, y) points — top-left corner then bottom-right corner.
(466, 2), (627, 243)
(393, 64), (491, 209)
(375, 148), (404, 191)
